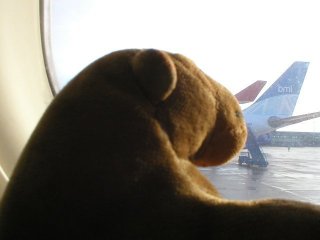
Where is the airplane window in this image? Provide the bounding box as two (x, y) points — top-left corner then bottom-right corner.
(42, 0), (320, 204)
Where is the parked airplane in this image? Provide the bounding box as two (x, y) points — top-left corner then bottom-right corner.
(239, 61), (320, 167)
(235, 80), (267, 104)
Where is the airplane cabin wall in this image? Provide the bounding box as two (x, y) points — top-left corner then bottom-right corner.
(0, 0), (53, 197)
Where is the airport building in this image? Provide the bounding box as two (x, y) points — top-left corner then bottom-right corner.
(258, 131), (320, 147)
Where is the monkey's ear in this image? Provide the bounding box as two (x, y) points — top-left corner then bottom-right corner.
(132, 49), (177, 104)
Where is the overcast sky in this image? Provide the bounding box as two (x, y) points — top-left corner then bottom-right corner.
(48, 0), (320, 131)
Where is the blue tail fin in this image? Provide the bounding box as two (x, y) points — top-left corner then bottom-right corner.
(244, 62), (309, 118)
(255, 61), (309, 103)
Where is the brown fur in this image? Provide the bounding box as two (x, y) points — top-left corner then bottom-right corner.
(0, 49), (319, 239)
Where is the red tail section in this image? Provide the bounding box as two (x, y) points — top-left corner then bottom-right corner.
(235, 80), (267, 104)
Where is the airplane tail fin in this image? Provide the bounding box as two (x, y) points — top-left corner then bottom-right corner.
(244, 62), (309, 117)
(235, 80), (267, 104)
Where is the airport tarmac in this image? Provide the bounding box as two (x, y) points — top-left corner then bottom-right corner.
(199, 146), (320, 205)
